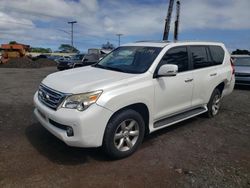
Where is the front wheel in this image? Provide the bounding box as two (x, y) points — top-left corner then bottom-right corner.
(206, 88), (222, 118)
(103, 109), (145, 159)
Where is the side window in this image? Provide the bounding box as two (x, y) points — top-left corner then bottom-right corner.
(190, 46), (211, 69)
(209, 46), (225, 65)
(160, 47), (189, 72)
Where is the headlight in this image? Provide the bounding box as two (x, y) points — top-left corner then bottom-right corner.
(61, 90), (102, 111)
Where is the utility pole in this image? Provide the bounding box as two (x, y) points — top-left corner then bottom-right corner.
(163, 0), (175, 41)
(116, 34), (123, 46)
(174, 0), (180, 41)
(68, 21), (77, 47)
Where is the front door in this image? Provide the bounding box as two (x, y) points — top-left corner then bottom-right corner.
(153, 46), (193, 121)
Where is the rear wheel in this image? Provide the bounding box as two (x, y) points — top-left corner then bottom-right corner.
(206, 88), (222, 118)
(103, 109), (145, 159)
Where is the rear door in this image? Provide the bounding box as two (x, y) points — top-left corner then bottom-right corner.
(189, 45), (222, 106)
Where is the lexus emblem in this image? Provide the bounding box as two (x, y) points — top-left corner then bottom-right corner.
(45, 94), (50, 100)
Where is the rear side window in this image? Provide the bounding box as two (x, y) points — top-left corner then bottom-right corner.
(190, 46), (211, 69)
(209, 46), (225, 65)
(159, 47), (189, 72)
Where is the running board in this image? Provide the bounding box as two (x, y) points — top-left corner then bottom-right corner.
(153, 107), (207, 128)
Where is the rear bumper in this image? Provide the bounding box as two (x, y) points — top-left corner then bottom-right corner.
(235, 76), (250, 85)
(33, 92), (113, 148)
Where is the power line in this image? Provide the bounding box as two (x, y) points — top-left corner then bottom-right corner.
(57, 29), (70, 35)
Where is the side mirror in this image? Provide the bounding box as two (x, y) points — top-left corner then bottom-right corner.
(157, 64), (178, 77)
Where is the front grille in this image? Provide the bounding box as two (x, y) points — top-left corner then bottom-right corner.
(38, 84), (66, 110)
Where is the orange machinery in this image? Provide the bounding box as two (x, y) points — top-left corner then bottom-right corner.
(0, 43), (30, 64)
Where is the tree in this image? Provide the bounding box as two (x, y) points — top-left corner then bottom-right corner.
(58, 44), (80, 53)
(30, 47), (52, 53)
(232, 49), (250, 55)
(9, 41), (18, 44)
(102, 41), (115, 50)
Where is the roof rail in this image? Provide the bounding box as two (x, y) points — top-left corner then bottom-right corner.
(135, 40), (171, 43)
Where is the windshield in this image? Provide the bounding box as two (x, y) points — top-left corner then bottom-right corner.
(93, 46), (162, 74)
(233, 57), (250, 66)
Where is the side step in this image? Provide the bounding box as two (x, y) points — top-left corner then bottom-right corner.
(153, 107), (207, 128)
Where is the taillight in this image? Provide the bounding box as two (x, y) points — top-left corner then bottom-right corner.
(230, 58), (235, 75)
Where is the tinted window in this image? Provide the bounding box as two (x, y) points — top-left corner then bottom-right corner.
(190, 46), (211, 69)
(209, 46), (225, 65)
(160, 47), (189, 72)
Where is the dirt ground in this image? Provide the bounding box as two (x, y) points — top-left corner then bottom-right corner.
(0, 67), (250, 188)
(0, 57), (56, 68)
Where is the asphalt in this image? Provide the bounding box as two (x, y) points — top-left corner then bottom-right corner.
(0, 67), (250, 187)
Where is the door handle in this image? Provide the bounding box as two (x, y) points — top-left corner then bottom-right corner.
(210, 73), (217, 77)
(185, 78), (193, 83)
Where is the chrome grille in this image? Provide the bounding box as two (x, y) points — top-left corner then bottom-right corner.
(38, 84), (66, 110)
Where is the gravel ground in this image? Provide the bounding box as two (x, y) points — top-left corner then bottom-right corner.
(0, 67), (250, 188)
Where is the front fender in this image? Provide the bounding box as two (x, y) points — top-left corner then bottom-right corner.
(96, 79), (154, 123)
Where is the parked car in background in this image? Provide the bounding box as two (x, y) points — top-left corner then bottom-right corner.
(32, 54), (49, 61)
(81, 48), (111, 66)
(34, 41), (234, 159)
(57, 56), (74, 70)
(71, 54), (85, 68)
(57, 54), (85, 70)
(48, 55), (61, 62)
(231, 55), (250, 85)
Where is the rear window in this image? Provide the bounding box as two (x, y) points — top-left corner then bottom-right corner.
(209, 46), (225, 65)
(190, 46), (211, 69)
(233, 57), (250, 66)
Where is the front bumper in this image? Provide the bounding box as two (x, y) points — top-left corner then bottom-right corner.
(33, 92), (113, 148)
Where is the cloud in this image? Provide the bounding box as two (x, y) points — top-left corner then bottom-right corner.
(0, 0), (249, 49)
(181, 0), (250, 30)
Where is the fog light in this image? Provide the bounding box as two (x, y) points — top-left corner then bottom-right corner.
(66, 127), (74, 137)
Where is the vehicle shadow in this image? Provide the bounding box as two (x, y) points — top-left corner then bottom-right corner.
(26, 116), (200, 164)
(25, 123), (111, 165)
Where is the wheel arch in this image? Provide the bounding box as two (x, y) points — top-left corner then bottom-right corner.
(106, 103), (150, 136)
(216, 82), (225, 94)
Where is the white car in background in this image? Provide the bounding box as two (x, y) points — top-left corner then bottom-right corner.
(231, 55), (250, 85)
(34, 41), (235, 159)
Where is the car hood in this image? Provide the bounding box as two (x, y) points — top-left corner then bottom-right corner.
(42, 66), (139, 94)
(235, 66), (250, 74)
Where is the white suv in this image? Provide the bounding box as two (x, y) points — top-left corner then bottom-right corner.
(34, 41), (235, 159)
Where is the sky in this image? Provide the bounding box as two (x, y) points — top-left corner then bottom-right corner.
(0, 0), (249, 52)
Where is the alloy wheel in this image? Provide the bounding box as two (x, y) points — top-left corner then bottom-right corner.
(212, 94), (221, 116)
(114, 119), (139, 152)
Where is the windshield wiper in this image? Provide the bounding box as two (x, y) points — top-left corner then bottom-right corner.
(105, 66), (127, 73)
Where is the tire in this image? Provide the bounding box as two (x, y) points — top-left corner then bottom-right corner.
(103, 109), (145, 159)
(206, 88), (222, 118)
